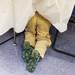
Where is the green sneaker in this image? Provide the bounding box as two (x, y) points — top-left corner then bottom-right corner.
(22, 42), (33, 63)
(26, 50), (41, 72)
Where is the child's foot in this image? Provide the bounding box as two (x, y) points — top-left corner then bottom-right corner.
(22, 42), (33, 63)
(26, 50), (41, 72)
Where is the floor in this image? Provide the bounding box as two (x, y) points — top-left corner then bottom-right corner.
(0, 33), (75, 75)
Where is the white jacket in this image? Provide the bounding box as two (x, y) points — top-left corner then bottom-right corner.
(0, 0), (75, 36)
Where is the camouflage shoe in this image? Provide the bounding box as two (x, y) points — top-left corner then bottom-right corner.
(22, 42), (33, 63)
(26, 50), (41, 72)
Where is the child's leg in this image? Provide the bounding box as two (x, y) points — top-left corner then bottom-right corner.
(25, 15), (37, 47)
(24, 13), (40, 72)
(23, 14), (37, 63)
(35, 13), (52, 58)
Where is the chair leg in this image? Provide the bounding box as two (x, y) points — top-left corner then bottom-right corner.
(13, 28), (16, 45)
(52, 29), (58, 48)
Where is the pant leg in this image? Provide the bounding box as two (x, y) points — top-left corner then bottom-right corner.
(25, 14), (37, 47)
(35, 12), (52, 58)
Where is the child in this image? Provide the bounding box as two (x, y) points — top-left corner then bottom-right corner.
(23, 11), (51, 72)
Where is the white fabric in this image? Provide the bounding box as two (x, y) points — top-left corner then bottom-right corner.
(32, 0), (75, 32)
(0, 0), (33, 36)
(0, 0), (75, 36)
